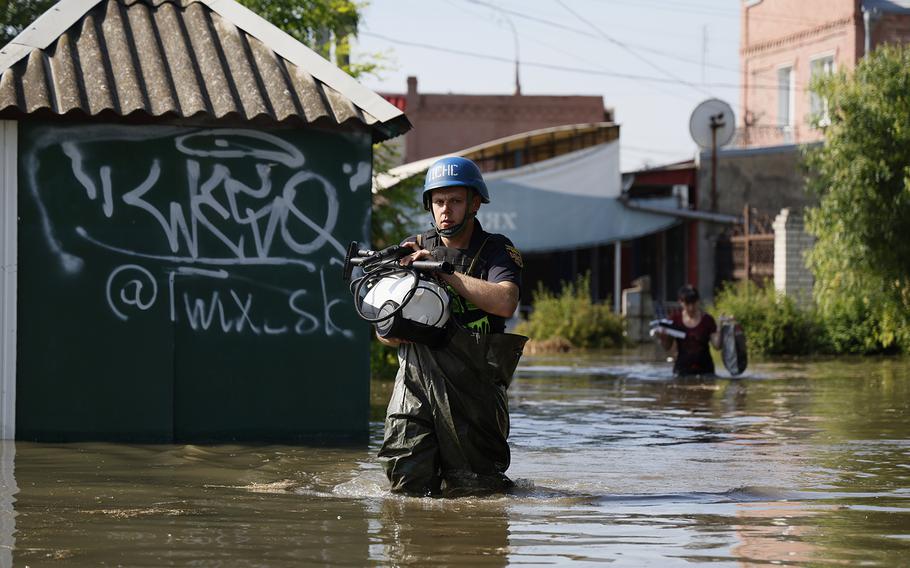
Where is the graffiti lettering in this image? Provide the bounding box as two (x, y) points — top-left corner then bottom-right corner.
(289, 290), (320, 335)
(107, 263), (352, 338)
(105, 264), (158, 322)
(27, 127), (366, 340)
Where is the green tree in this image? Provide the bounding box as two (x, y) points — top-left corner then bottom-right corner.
(1, 0), (55, 45)
(236, 0), (386, 79)
(370, 142), (421, 249)
(804, 44), (910, 353)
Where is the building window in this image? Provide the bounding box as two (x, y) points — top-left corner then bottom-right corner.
(810, 55), (835, 126)
(777, 66), (795, 129)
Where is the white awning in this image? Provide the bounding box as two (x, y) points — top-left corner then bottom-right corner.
(477, 142), (680, 252)
(386, 140), (691, 253)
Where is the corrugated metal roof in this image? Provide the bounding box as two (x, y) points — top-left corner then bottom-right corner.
(0, 0), (410, 142)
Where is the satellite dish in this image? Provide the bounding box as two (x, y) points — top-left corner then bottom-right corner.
(689, 99), (736, 149)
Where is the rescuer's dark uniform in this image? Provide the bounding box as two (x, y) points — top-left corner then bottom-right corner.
(377, 157), (527, 496)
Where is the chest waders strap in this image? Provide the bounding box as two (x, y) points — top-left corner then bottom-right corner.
(465, 237), (490, 278)
(419, 230), (494, 333)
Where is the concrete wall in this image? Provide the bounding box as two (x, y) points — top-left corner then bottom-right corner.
(773, 208), (815, 304)
(695, 144), (816, 301)
(622, 276), (654, 343)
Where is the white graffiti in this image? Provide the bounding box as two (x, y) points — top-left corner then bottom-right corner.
(25, 126), (369, 339)
(106, 264), (158, 322)
(343, 161), (371, 192)
(67, 136), (348, 266)
(105, 263), (352, 338)
(175, 129), (306, 167)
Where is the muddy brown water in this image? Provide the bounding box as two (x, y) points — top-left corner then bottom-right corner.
(2, 349), (909, 566)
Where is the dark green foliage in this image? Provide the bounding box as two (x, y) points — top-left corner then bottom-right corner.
(238, 0), (359, 45)
(1, 0), (56, 45)
(237, 0), (387, 79)
(370, 141), (422, 249)
(370, 338), (399, 381)
(804, 44), (910, 353)
(713, 281), (826, 355)
(515, 273), (624, 349)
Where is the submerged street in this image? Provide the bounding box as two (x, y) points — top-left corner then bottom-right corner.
(3, 348), (909, 566)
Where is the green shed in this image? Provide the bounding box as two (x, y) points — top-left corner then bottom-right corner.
(0, 0), (410, 441)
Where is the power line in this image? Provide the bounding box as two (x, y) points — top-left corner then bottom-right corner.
(509, 25), (691, 101)
(555, 0), (711, 97)
(479, 0), (693, 101)
(462, 0), (741, 75)
(593, 0), (835, 27)
(360, 31), (799, 92)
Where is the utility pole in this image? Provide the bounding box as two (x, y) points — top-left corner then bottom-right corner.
(701, 25), (708, 87)
(502, 16), (521, 95)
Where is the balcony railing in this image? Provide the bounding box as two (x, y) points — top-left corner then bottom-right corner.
(733, 125), (795, 148)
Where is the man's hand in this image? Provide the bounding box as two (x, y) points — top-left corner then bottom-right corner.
(394, 241), (519, 318)
(398, 241), (431, 266)
(376, 331), (409, 347)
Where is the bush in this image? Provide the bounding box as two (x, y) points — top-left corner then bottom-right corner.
(812, 278), (908, 354)
(514, 273), (624, 349)
(712, 281), (826, 355)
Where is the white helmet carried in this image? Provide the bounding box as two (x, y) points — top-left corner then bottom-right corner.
(343, 242), (455, 347)
(361, 273), (450, 346)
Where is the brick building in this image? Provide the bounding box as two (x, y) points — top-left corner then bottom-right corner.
(382, 76), (612, 164)
(739, 0), (910, 148)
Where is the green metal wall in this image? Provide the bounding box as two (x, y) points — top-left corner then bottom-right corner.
(16, 122), (372, 442)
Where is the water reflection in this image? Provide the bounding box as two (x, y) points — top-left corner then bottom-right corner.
(0, 352), (907, 565)
(0, 442), (15, 568)
(376, 498), (509, 567)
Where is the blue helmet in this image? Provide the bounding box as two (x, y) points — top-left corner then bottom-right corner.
(422, 156), (490, 210)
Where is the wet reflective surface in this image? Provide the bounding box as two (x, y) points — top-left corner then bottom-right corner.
(3, 349), (909, 566)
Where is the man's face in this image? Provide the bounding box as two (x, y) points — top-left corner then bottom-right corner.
(430, 186), (479, 231)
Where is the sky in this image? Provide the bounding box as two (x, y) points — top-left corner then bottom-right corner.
(352, 0), (743, 172)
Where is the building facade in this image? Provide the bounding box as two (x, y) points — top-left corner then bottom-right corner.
(382, 76), (612, 164)
(739, 0), (910, 148)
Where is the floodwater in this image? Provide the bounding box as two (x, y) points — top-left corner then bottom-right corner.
(2, 348), (909, 566)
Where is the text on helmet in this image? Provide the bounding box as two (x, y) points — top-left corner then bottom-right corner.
(428, 163), (459, 181)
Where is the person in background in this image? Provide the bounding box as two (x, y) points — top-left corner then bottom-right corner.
(656, 284), (721, 376)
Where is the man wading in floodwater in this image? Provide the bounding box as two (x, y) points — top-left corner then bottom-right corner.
(376, 156), (528, 496)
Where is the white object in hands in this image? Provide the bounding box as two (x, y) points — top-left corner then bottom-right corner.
(361, 273), (450, 337)
(649, 318), (686, 339)
(649, 326), (686, 340)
